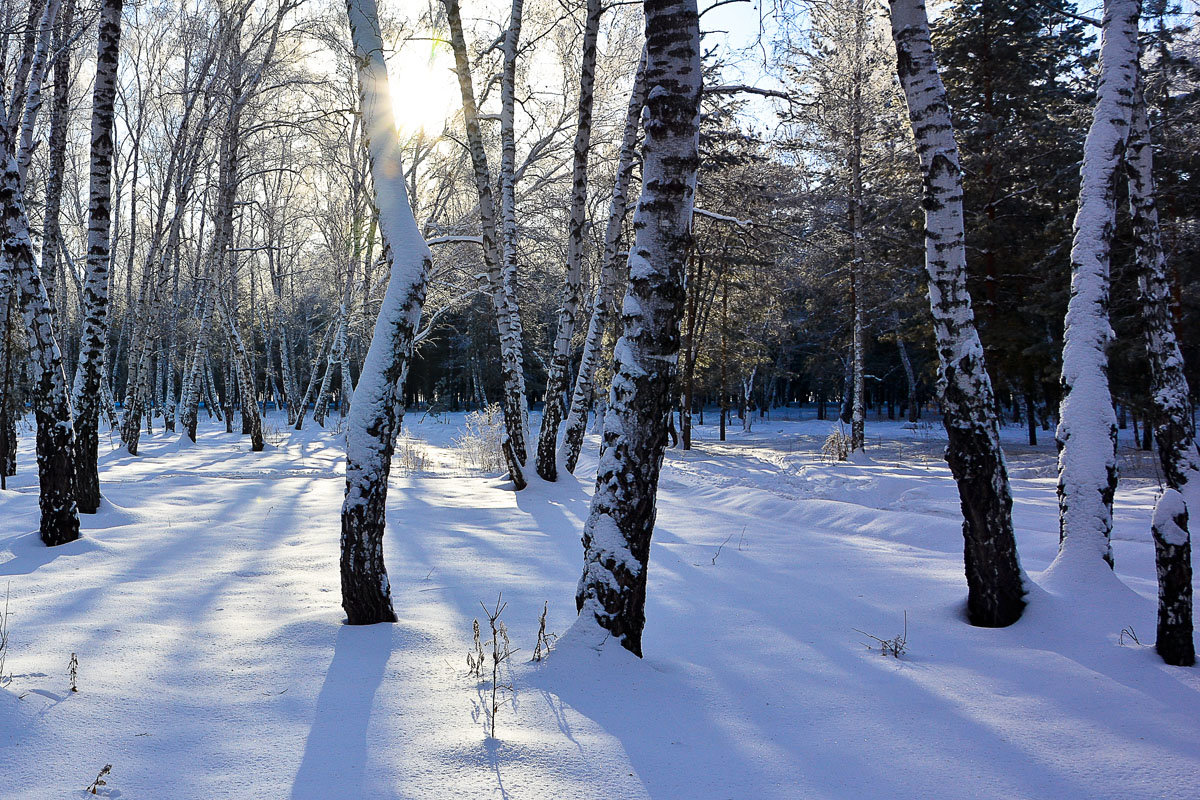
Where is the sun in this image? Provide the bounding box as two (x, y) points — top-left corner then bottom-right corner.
(387, 36), (459, 136)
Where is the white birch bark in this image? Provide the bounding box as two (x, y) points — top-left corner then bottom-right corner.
(571, 0), (702, 656)
(889, 0), (1025, 625)
(1127, 76), (1195, 666)
(0, 119), (79, 545)
(443, 0), (528, 487)
(73, 0), (123, 513)
(535, 0), (603, 480)
(558, 49), (647, 474)
(1053, 0), (1140, 573)
(341, 0), (432, 624)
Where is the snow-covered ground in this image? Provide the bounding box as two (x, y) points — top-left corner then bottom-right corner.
(1, 409), (1198, 799)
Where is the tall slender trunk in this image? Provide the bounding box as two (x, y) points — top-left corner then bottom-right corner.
(1127, 75), (1195, 666)
(72, 0), (123, 513)
(889, 0), (1025, 626)
(498, 0), (529, 461)
(341, 0), (432, 625)
(218, 294), (263, 451)
(572, 0), (701, 656)
(894, 313), (918, 423)
(38, 0), (72, 339)
(1054, 0), (1140, 572)
(443, 0), (527, 488)
(536, 0), (603, 480)
(0, 140), (79, 545)
(294, 321), (332, 430)
(849, 3), (866, 453)
(560, 49), (647, 472)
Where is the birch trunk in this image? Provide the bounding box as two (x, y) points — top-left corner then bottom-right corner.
(572, 0), (701, 656)
(0, 143), (79, 545)
(1127, 77), (1195, 666)
(72, 0), (123, 513)
(1053, 0), (1140, 573)
(217, 295), (263, 451)
(889, 0), (1025, 626)
(893, 312), (918, 423)
(444, 0), (527, 488)
(294, 321), (332, 430)
(498, 0), (529, 461)
(559, 49), (647, 473)
(535, 0), (602, 480)
(39, 0), (74, 336)
(341, 0), (432, 624)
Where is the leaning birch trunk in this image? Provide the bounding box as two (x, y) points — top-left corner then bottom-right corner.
(571, 0), (701, 656)
(341, 0), (432, 625)
(0, 141), (79, 546)
(72, 0), (123, 513)
(1053, 0), (1140, 574)
(559, 49), (647, 474)
(39, 0), (74, 332)
(15, 0), (64, 186)
(889, 0), (1025, 626)
(535, 0), (602, 480)
(217, 294), (263, 451)
(1127, 78), (1195, 666)
(444, 0), (527, 488)
(312, 317), (343, 427)
(294, 321), (333, 430)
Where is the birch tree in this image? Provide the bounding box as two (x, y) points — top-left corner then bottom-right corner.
(72, 0), (123, 513)
(573, 0), (702, 656)
(1053, 0), (1140, 572)
(1127, 76), (1194, 666)
(559, 49), (647, 474)
(0, 106), (79, 546)
(443, 0), (529, 488)
(889, 0), (1026, 625)
(535, 0), (602, 480)
(341, 0), (432, 624)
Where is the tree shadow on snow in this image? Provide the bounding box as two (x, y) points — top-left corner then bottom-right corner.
(290, 624), (394, 799)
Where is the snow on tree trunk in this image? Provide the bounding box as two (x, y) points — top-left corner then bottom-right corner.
(341, 0), (432, 625)
(571, 0), (701, 657)
(72, 0), (123, 513)
(0, 142), (79, 546)
(559, 49), (647, 474)
(1053, 0), (1140, 573)
(535, 0), (602, 481)
(1127, 77), (1195, 666)
(444, 0), (528, 488)
(889, 0), (1025, 626)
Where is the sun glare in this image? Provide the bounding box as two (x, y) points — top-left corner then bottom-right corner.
(387, 37), (459, 135)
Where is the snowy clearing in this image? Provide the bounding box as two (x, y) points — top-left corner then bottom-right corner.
(1, 411), (1198, 799)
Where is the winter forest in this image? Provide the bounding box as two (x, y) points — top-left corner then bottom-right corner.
(1, 0), (1199, 794)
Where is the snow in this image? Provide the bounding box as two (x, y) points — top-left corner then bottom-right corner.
(1, 410), (1198, 798)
